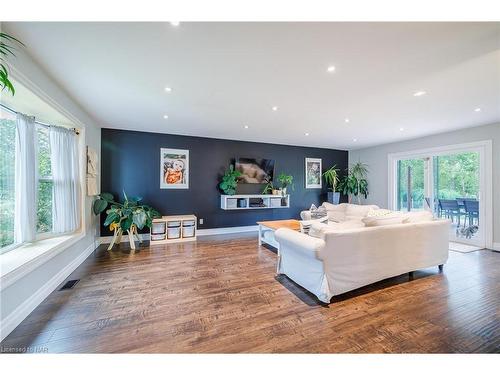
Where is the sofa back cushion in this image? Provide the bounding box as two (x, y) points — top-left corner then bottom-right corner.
(344, 204), (379, 221)
(321, 202), (347, 222)
(403, 210), (434, 223)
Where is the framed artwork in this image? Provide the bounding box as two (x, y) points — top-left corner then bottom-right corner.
(160, 148), (189, 189)
(86, 146), (99, 196)
(305, 158), (322, 189)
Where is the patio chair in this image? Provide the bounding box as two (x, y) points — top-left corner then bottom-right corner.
(464, 199), (479, 226)
(438, 199), (461, 225)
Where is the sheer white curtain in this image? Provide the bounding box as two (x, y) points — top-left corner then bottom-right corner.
(14, 113), (38, 243)
(50, 126), (80, 233)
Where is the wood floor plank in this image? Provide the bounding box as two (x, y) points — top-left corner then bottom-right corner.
(1, 233), (499, 353)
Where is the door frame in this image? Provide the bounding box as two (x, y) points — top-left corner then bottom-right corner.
(388, 140), (493, 249)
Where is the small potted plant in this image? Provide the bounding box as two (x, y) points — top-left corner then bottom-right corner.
(219, 165), (241, 195)
(322, 165), (340, 204)
(262, 179), (274, 194)
(277, 173), (294, 206)
(278, 172), (294, 196)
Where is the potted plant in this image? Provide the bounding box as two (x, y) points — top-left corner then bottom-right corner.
(262, 179), (274, 194)
(322, 165), (340, 204)
(219, 165), (241, 195)
(277, 172), (294, 206)
(93, 191), (161, 250)
(339, 162), (369, 204)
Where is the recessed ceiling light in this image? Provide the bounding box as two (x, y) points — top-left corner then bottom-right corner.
(400, 127), (405, 131)
(244, 125), (249, 129)
(163, 115), (169, 119)
(413, 91), (426, 97)
(344, 118), (350, 123)
(474, 107), (481, 112)
(170, 22), (180, 27)
(164, 87), (172, 92)
(353, 138), (358, 142)
(272, 106), (278, 111)
(305, 132), (309, 136)
(327, 66), (336, 73)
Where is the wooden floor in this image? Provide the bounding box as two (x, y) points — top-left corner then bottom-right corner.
(2, 233), (499, 353)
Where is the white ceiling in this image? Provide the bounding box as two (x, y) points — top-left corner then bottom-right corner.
(4, 22), (500, 150)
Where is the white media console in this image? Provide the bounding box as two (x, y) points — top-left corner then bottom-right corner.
(220, 194), (290, 210)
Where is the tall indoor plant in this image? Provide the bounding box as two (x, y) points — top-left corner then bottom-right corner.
(1, 32), (25, 95)
(322, 165), (340, 204)
(339, 162), (369, 204)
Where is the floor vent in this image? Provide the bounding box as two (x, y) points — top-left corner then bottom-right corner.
(59, 279), (80, 290)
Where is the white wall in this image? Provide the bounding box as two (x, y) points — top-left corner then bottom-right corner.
(349, 122), (500, 248)
(0, 26), (101, 339)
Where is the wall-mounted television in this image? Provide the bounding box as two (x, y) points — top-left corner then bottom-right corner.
(235, 157), (275, 184)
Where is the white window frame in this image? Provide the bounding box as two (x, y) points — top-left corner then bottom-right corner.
(388, 140), (493, 249)
(0, 101), (85, 254)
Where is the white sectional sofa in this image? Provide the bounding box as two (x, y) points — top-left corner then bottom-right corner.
(275, 203), (450, 303)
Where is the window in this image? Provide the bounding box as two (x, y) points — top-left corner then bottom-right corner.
(0, 109), (16, 249)
(37, 125), (53, 234)
(0, 104), (80, 254)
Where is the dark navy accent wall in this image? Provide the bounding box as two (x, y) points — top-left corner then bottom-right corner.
(101, 128), (348, 235)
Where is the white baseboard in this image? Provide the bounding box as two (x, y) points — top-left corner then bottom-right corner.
(197, 225), (258, 236)
(492, 242), (500, 252)
(0, 239), (99, 342)
(99, 225), (259, 244)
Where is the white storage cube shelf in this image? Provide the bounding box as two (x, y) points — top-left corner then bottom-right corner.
(220, 195), (290, 210)
(150, 215), (197, 244)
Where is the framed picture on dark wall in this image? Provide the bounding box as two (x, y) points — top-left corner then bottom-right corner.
(305, 157), (322, 188)
(160, 148), (189, 189)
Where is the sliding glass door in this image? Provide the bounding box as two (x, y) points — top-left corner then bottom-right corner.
(397, 158), (425, 211)
(433, 152), (481, 245)
(389, 142), (491, 248)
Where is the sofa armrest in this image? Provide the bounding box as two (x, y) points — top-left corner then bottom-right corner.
(275, 228), (325, 258)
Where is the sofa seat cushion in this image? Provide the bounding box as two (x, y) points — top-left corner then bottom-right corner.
(308, 222), (332, 238)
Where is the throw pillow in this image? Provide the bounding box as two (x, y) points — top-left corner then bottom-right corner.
(309, 204), (327, 219)
(362, 209), (404, 227)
